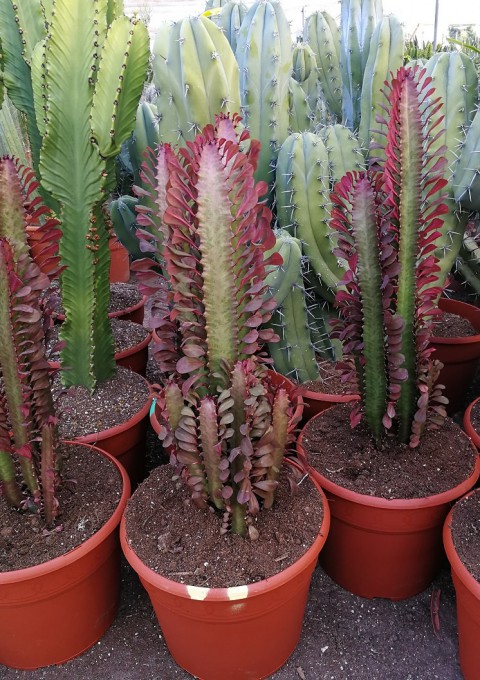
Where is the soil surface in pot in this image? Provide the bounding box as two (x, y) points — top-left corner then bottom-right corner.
(0, 444), (123, 572)
(450, 492), (480, 582)
(301, 403), (477, 498)
(52, 367), (150, 438)
(301, 360), (351, 396)
(45, 281), (142, 316)
(432, 310), (477, 338)
(125, 464), (324, 588)
(46, 319), (149, 360)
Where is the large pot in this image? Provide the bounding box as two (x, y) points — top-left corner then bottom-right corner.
(298, 408), (480, 600)
(120, 467), (330, 680)
(0, 443), (130, 669)
(430, 298), (480, 414)
(443, 489), (480, 680)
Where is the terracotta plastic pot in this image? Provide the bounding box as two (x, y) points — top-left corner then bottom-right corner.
(108, 238), (130, 283)
(430, 298), (480, 414)
(149, 368), (304, 436)
(48, 328), (151, 377)
(443, 489), (480, 680)
(121, 470), (329, 680)
(463, 397), (480, 449)
(301, 386), (358, 424)
(0, 442), (130, 669)
(74, 378), (152, 488)
(298, 409), (480, 600)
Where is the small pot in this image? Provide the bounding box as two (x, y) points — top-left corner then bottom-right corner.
(430, 298), (480, 414)
(120, 467), (330, 680)
(298, 408), (480, 600)
(73, 378), (152, 488)
(443, 489), (480, 680)
(54, 293), (146, 325)
(149, 368), (304, 436)
(464, 396), (480, 449)
(108, 238), (130, 283)
(301, 385), (358, 424)
(0, 442), (130, 670)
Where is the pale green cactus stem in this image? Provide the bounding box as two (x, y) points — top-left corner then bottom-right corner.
(276, 130), (361, 302)
(453, 106), (480, 212)
(358, 15), (404, 156)
(152, 15), (240, 148)
(340, 0), (383, 130)
(292, 42), (317, 84)
(320, 123), (366, 187)
(456, 235), (480, 297)
(35, 0), (149, 389)
(420, 51), (479, 289)
(236, 0), (292, 202)
(304, 11), (343, 121)
(288, 78), (314, 134)
(129, 101), (160, 185)
(210, 0), (247, 54)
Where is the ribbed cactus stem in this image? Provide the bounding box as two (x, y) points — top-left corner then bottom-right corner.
(263, 387), (289, 509)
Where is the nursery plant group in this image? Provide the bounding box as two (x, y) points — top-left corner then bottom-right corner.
(1, 1), (480, 679)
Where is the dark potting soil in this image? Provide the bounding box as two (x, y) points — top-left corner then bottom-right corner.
(124, 463), (324, 588)
(46, 319), (149, 360)
(46, 280), (142, 316)
(53, 367), (150, 439)
(0, 444), (123, 572)
(432, 310), (477, 338)
(450, 491), (480, 583)
(302, 360), (352, 396)
(301, 403), (477, 499)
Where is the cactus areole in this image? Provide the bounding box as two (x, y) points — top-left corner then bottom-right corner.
(331, 66), (450, 448)
(133, 115), (300, 536)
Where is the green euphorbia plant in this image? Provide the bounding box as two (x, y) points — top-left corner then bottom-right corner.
(133, 115), (298, 536)
(330, 65), (450, 448)
(0, 156), (62, 527)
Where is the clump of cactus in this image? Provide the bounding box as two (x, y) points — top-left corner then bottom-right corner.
(132, 115), (297, 536)
(331, 66), (449, 448)
(0, 156), (62, 527)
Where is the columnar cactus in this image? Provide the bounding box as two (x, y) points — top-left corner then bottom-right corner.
(453, 106), (480, 212)
(358, 15), (404, 155)
(209, 0), (247, 54)
(340, 0), (383, 130)
(331, 66), (449, 447)
(34, 0), (149, 389)
(0, 156), (62, 527)
(304, 11), (343, 122)
(132, 116), (296, 536)
(152, 16), (241, 148)
(236, 0), (292, 201)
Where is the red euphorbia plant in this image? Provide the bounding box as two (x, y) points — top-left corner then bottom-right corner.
(330, 66), (450, 448)
(132, 115), (298, 536)
(0, 157), (62, 527)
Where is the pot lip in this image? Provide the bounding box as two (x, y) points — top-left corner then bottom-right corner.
(444, 488), (480, 597)
(463, 397), (480, 447)
(54, 294), (147, 322)
(298, 406), (480, 510)
(120, 465), (331, 601)
(302, 389), (359, 404)
(48, 327), (152, 369)
(0, 441), (130, 583)
(432, 297), (480, 346)
(74, 374), (152, 444)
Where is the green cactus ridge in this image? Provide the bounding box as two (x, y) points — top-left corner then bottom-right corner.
(304, 11), (342, 121)
(236, 0), (292, 199)
(453, 106), (480, 212)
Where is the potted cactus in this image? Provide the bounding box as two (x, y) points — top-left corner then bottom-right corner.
(0, 0), (153, 484)
(297, 66), (480, 600)
(120, 116), (330, 680)
(0, 157), (130, 669)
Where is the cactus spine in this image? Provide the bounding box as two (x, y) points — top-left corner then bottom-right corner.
(36, 0), (149, 389)
(453, 106), (480, 212)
